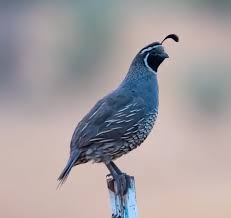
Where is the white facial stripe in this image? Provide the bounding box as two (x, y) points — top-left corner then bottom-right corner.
(144, 53), (157, 74)
(140, 44), (162, 54)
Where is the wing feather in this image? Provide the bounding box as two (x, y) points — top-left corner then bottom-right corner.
(70, 89), (146, 151)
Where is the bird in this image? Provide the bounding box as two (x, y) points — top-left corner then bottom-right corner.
(58, 34), (179, 194)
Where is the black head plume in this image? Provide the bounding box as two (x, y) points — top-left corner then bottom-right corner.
(161, 34), (179, 44)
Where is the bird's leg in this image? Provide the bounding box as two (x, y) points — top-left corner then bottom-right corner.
(110, 161), (129, 195)
(105, 161), (128, 196)
(110, 161), (123, 174)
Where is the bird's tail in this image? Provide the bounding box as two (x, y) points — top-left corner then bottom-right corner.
(57, 149), (80, 187)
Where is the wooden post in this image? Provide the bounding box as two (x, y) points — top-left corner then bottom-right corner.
(107, 175), (138, 218)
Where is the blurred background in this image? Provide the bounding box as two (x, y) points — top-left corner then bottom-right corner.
(0, 1), (231, 218)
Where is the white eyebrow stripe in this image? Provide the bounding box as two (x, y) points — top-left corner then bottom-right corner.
(144, 53), (157, 75)
(140, 45), (162, 54)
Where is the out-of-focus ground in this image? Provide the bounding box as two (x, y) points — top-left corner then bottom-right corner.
(0, 1), (231, 218)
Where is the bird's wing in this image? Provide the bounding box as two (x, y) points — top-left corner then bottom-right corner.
(70, 89), (146, 151)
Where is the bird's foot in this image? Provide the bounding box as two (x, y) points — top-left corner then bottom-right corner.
(114, 173), (129, 196)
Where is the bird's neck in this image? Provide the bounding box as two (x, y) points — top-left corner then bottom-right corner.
(119, 60), (159, 111)
(121, 58), (158, 88)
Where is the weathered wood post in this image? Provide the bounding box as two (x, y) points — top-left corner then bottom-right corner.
(107, 175), (138, 218)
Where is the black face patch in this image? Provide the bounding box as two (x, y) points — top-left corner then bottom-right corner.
(146, 53), (165, 72)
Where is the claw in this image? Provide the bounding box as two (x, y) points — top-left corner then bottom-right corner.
(106, 173), (112, 178)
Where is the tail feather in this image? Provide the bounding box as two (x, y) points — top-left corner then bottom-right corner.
(57, 150), (80, 187)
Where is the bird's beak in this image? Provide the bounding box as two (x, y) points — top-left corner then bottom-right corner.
(161, 51), (169, 59)
(156, 45), (169, 59)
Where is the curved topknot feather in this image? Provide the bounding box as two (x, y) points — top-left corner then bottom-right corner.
(161, 34), (179, 44)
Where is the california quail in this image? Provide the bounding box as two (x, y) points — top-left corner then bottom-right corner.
(58, 34), (179, 193)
